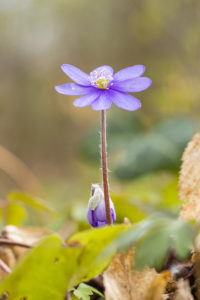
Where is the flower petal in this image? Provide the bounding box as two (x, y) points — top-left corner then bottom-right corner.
(73, 91), (99, 107)
(95, 200), (106, 222)
(114, 65), (145, 81)
(110, 90), (141, 111)
(91, 65), (113, 76)
(111, 208), (116, 223)
(87, 209), (97, 227)
(55, 83), (93, 96)
(61, 64), (90, 85)
(97, 221), (107, 227)
(91, 91), (112, 111)
(87, 209), (93, 225)
(112, 77), (152, 93)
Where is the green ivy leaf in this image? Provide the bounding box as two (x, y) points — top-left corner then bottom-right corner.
(72, 283), (104, 300)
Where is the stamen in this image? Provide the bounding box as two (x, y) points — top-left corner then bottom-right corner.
(90, 68), (113, 90)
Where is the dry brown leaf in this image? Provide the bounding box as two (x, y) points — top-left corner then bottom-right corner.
(173, 279), (193, 300)
(178, 133), (200, 221)
(1, 225), (51, 243)
(104, 248), (157, 300)
(145, 271), (171, 300)
(1, 225), (52, 259)
(0, 225), (51, 280)
(192, 252), (200, 299)
(194, 233), (200, 252)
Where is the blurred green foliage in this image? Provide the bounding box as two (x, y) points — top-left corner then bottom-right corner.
(0, 0), (200, 200)
(8, 191), (56, 217)
(0, 191), (56, 228)
(81, 116), (199, 179)
(111, 172), (181, 224)
(104, 216), (196, 271)
(134, 218), (195, 270)
(0, 170), (183, 242)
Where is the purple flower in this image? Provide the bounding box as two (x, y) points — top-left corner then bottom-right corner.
(55, 64), (151, 111)
(87, 184), (116, 227)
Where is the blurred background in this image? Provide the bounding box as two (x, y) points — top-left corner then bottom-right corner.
(0, 0), (200, 234)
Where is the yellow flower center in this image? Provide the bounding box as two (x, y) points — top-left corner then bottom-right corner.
(96, 77), (109, 89)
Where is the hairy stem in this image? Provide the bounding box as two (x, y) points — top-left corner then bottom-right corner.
(100, 110), (112, 225)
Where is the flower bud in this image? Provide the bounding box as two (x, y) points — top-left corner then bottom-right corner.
(87, 184), (116, 227)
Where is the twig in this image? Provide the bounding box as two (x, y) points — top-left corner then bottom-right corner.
(0, 259), (11, 274)
(0, 238), (31, 248)
(65, 292), (71, 300)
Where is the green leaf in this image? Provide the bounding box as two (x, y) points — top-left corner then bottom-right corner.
(134, 218), (195, 270)
(134, 225), (171, 270)
(6, 202), (27, 226)
(103, 217), (159, 256)
(8, 191), (57, 216)
(73, 283), (104, 300)
(105, 217), (196, 271)
(67, 224), (129, 283)
(0, 225), (127, 300)
(171, 219), (195, 260)
(0, 235), (82, 300)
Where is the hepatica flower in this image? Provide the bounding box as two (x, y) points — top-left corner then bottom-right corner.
(55, 63), (151, 228)
(87, 184), (116, 227)
(55, 64), (152, 111)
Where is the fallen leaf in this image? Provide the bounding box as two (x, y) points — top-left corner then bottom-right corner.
(145, 271), (171, 300)
(178, 133), (200, 221)
(0, 225), (51, 280)
(1, 225), (51, 244)
(173, 279), (193, 300)
(1, 225), (52, 258)
(104, 248), (157, 300)
(192, 252), (200, 299)
(0, 247), (15, 280)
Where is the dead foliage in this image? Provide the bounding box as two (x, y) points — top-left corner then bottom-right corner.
(104, 248), (158, 300)
(179, 133), (200, 221)
(0, 225), (51, 280)
(173, 279), (194, 300)
(145, 271), (171, 300)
